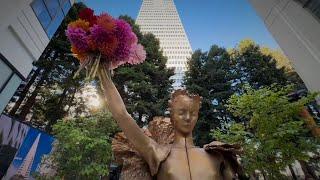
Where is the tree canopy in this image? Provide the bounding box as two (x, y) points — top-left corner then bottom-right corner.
(184, 39), (307, 146)
(213, 85), (319, 179)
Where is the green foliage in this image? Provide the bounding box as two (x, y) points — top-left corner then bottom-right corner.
(232, 39), (288, 90)
(184, 45), (235, 145)
(40, 112), (119, 179)
(112, 16), (174, 126)
(213, 86), (319, 179)
(184, 39), (307, 146)
(260, 47), (306, 90)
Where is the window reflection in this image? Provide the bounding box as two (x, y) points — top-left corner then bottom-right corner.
(47, 8), (64, 38)
(44, 0), (60, 18)
(31, 0), (51, 28)
(61, 1), (71, 15)
(31, 0), (72, 39)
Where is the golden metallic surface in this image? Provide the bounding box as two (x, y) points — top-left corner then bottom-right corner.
(157, 142), (225, 180)
(99, 67), (240, 179)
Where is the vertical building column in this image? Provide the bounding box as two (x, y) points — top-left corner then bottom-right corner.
(248, 0), (320, 92)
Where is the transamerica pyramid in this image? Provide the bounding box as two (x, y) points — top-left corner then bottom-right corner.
(16, 133), (41, 178)
(136, 0), (193, 89)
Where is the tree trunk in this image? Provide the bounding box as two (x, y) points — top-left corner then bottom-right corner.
(57, 67), (77, 108)
(138, 112), (143, 127)
(18, 71), (47, 120)
(8, 68), (41, 117)
(288, 165), (298, 180)
(261, 171), (267, 180)
(17, 49), (58, 120)
(66, 88), (76, 113)
(299, 160), (318, 180)
(58, 87), (69, 108)
(44, 86), (70, 133)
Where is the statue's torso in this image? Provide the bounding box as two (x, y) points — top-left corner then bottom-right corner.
(157, 146), (224, 180)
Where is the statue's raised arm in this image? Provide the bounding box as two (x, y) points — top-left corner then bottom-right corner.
(98, 67), (148, 149)
(98, 67), (169, 176)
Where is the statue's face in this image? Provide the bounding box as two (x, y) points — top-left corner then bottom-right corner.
(171, 95), (200, 136)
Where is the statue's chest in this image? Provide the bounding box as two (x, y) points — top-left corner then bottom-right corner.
(157, 147), (223, 180)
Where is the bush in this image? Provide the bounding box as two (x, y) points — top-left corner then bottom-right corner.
(37, 111), (119, 179)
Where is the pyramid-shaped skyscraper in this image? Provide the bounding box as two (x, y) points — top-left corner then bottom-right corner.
(136, 0), (193, 88)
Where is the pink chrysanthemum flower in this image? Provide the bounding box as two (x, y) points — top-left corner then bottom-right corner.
(66, 27), (90, 52)
(89, 25), (118, 57)
(128, 44), (147, 65)
(114, 19), (133, 60)
(129, 32), (138, 45)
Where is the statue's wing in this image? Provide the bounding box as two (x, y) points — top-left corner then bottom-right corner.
(204, 141), (244, 178)
(147, 116), (174, 145)
(112, 116), (174, 179)
(112, 132), (152, 180)
(204, 141), (243, 155)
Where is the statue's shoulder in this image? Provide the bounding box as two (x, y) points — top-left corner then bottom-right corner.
(204, 141), (243, 177)
(203, 140), (242, 164)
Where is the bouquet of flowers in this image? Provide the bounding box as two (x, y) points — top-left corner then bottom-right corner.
(66, 8), (146, 80)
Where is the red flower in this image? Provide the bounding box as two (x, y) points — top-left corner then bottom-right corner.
(79, 8), (97, 26)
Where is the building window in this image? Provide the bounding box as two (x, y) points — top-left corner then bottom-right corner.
(295, 0), (320, 19)
(0, 54), (25, 93)
(31, 0), (71, 38)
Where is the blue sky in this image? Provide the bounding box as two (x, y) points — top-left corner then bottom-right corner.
(81, 0), (280, 51)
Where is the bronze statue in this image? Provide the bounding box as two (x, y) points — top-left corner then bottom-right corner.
(98, 68), (242, 180)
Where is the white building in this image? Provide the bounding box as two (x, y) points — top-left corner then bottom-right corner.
(248, 0), (320, 92)
(0, 0), (74, 113)
(136, 0), (193, 89)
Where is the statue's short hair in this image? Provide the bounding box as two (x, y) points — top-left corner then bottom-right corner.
(168, 89), (202, 109)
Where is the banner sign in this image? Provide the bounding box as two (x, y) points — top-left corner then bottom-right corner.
(0, 114), (54, 179)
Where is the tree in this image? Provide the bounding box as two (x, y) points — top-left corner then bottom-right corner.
(260, 47), (306, 90)
(112, 15), (174, 126)
(184, 45), (235, 146)
(213, 85), (319, 179)
(184, 40), (308, 146)
(37, 111), (119, 179)
(231, 39), (288, 91)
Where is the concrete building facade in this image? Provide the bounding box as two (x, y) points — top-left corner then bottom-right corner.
(0, 0), (73, 113)
(136, 0), (193, 89)
(248, 0), (320, 92)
